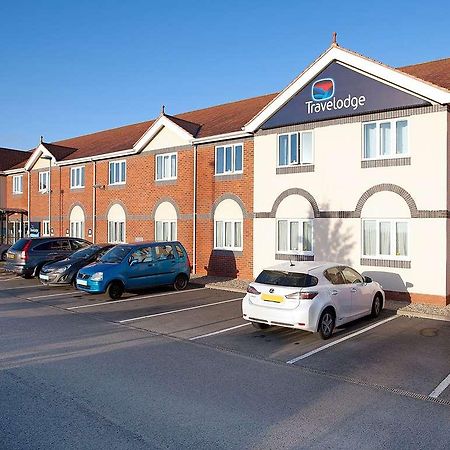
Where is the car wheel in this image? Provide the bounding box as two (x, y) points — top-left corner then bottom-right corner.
(251, 322), (271, 330)
(371, 294), (382, 318)
(107, 281), (124, 300)
(173, 274), (189, 291)
(1, 251), (6, 261)
(34, 265), (44, 278)
(318, 309), (335, 340)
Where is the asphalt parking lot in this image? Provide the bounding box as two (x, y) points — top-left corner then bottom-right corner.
(1, 270), (449, 404)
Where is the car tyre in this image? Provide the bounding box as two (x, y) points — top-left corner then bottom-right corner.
(173, 274), (189, 291)
(251, 322), (271, 330)
(107, 281), (124, 300)
(371, 294), (382, 318)
(318, 309), (335, 340)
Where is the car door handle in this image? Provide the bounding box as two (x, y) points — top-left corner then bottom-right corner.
(331, 290), (339, 295)
(350, 288), (357, 293)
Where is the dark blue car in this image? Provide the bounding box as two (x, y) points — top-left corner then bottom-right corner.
(76, 241), (191, 299)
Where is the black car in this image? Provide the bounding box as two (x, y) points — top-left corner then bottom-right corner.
(39, 244), (114, 285)
(4, 237), (92, 278)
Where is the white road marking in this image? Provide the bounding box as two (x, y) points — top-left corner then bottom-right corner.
(189, 323), (250, 340)
(119, 297), (243, 323)
(27, 291), (85, 300)
(286, 315), (398, 364)
(429, 373), (450, 398)
(67, 288), (208, 310)
(0, 277), (20, 281)
(0, 284), (44, 291)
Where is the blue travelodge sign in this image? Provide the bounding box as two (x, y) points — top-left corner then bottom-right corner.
(261, 62), (430, 130)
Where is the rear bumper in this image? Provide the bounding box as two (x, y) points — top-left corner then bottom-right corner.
(3, 263), (30, 276)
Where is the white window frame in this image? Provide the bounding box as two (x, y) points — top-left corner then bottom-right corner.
(361, 219), (410, 260)
(70, 166), (85, 189)
(362, 119), (409, 160)
(277, 131), (314, 168)
(70, 221), (85, 239)
(214, 220), (243, 251)
(276, 219), (314, 255)
(13, 175), (23, 194)
(155, 220), (177, 241)
(38, 171), (49, 193)
(215, 143), (244, 175)
(108, 160), (126, 185)
(155, 152), (177, 181)
(42, 220), (50, 237)
(107, 220), (126, 244)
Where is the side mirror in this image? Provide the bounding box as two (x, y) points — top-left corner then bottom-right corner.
(363, 276), (372, 284)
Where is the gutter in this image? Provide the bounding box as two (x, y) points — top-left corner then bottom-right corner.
(192, 144), (197, 273)
(191, 130), (252, 145)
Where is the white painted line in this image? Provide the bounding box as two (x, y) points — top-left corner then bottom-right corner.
(189, 323), (250, 340)
(0, 284), (44, 291)
(67, 287), (208, 310)
(119, 297), (243, 323)
(429, 373), (450, 398)
(0, 277), (20, 281)
(286, 315), (398, 364)
(27, 291), (85, 300)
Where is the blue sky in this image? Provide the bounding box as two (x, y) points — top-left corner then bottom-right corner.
(1, 0), (449, 150)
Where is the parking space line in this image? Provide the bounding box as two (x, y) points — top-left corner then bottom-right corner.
(189, 323), (250, 340)
(67, 288), (208, 310)
(27, 291), (85, 300)
(119, 297), (243, 323)
(429, 373), (450, 398)
(0, 284), (44, 291)
(286, 315), (398, 364)
(0, 277), (20, 281)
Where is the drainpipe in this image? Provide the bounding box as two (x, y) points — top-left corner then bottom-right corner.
(192, 144), (197, 273)
(27, 169), (30, 236)
(92, 159), (96, 243)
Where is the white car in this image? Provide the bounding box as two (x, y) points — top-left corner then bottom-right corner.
(242, 261), (384, 339)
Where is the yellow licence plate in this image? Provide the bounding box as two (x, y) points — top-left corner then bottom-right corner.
(7, 253), (14, 259)
(261, 293), (284, 303)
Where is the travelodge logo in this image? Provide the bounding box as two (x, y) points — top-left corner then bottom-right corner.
(312, 78), (335, 101)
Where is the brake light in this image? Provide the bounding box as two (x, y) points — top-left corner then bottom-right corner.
(246, 285), (260, 295)
(20, 240), (32, 261)
(285, 291), (318, 300)
(187, 253), (192, 273)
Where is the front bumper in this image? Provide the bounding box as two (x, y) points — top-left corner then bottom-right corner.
(75, 277), (106, 294)
(39, 272), (72, 285)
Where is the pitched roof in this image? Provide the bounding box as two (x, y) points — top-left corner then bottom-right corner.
(398, 57), (450, 91)
(41, 142), (78, 160)
(0, 147), (31, 171)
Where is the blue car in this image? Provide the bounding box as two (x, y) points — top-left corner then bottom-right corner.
(76, 241), (191, 299)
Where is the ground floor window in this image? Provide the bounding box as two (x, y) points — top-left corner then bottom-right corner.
(214, 220), (242, 250)
(42, 220), (50, 236)
(362, 219), (409, 258)
(155, 220), (176, 241)
(108, 221), (125, 243)
(277, 219), (313, 254)
(70, 221), (84, 239)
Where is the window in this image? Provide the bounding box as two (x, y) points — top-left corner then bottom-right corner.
(109, 160), (126, 185)
(155, 221), (177, 241)
(70, 221), (84, 239)
(362, 219), (409, 258)
(214, 220), (242, 250)
(215, 144), (243, 174)
(130, 246), (153, 264)
(39, 171), (49, 192)
(363, 119), (408, 159)
(156, 153), (177, 180)
(13, 175), (23, 194)
(155, 244), (175, 260)
(70, 166), (85, 189)
(278, 132), (313, 167)
(108, 221), (125, 244)
(42, 220), (50, 236)
(324, 267), (346, 285)
(277, 219), (313, 254)
(341, 267), (363, 284)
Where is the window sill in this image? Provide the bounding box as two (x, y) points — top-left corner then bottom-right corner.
(276, 164), (314, 175)
(275, 253), (314, 261)
(155, 179), (177, 186)
(12, 192), (23, 195)
(361, 157), (411, 168)
(108, 183), (126, 189)
(360, 258), (411, 269)
(214, 172), (243, 181)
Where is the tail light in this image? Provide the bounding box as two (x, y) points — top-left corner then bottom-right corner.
(187, 254), (192, 273)
(20, 240), (32, 261)
(246, 285), (260, 295)
(285, 291), (318, 300)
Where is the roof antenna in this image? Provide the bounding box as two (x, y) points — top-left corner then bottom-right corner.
(161, 104), (166, 116)
(40, 135), (44, 144)
(289, 257), (295, 267)
(332, 31), (338, 47)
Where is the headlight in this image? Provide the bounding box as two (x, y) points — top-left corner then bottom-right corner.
(91, 272), (103, 281)
(54, 266), (69, 274)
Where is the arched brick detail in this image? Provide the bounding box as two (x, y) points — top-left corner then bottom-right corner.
(68, 202), (87, 218)
(150, 197), (181, 220)
(270, 188), (320, 218)
(106, 199), (128, 217)
(211, 193), (248, 218)
(355, 184), (418, 218)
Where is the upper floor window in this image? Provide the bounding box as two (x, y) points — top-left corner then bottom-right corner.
(362, 219), (409, 259)
(156, 153), (177, 181)
(39, 171), (49, 193)
(13, 175), (23, 194)
(277, 219), (313, 254)
(278, 132), (313, 167)
(363, 119), (408, 159)
(109, 160), (126, 185)
(215, 144), (243, 175)
(70, 166), (85, 189)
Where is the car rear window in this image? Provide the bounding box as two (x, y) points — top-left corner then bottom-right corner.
(255, 270), (318, 288)
(9, 239), (31, 251)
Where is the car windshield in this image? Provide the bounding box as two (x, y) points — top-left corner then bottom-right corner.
(99, 245), (129, 263)
(69, 245), (102, 260)
(255, 270), (318, 288)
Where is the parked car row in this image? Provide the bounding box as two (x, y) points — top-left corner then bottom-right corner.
(4, 237), (191, 299)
